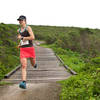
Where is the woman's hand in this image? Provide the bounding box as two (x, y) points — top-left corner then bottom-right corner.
(16, 44), (21, 49)
(18, 44), (21, 48)
(22, 37), (27, 42)
(17, 34), (22, 40)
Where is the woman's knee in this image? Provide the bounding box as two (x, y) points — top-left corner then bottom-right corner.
(22, 63), (27, 69)
(20, 58), (27, 69)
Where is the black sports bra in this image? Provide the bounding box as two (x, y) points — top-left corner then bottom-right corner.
(19, 25), (33, 48)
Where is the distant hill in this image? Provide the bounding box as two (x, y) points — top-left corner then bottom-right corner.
(30, 24), (100, 57)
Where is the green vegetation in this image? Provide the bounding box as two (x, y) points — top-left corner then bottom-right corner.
(37, 25), (100, 100)
(40, 43), (100, 100)
(0, 23), (20, 80)
(58, 56), (100, 100)
(32, 25), (100, 58)
(0, 23), (100, 99)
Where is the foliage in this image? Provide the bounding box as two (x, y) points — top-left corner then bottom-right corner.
(0, 23), (20, 80)
(0, 23), (100, 99)
(34, 25), (100, 99)
(40, 43), (100, 100)
(32, 25), (100, 57)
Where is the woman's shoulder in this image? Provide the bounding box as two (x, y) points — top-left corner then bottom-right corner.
(26, 25), (32, 31)
(17, 28), (20, 33)
(27, 25), (31, 29)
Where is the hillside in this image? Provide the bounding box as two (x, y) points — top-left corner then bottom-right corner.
(0, 23), (19, 80)
(30, 25), (100, 99)
(0, 23), (100, 99)
(31, 25), (100, 58)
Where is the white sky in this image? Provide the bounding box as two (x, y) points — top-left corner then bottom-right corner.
(0, 0), (100, 29)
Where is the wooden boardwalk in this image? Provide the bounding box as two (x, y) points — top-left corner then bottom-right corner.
(2, 41), (71, 83)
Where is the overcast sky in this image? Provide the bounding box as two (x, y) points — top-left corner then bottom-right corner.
(0, 0), (100, 29)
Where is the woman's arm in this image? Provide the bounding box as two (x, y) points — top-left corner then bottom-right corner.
(17, 29), (22, 40)
(23, 26), (35, 41)
(17, 29), (21, 48)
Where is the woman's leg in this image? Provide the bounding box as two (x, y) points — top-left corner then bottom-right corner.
(30, 58), (36, 66)
(20, 58), (27, 81)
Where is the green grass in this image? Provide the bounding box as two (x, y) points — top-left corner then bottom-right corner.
(58, 54), (85, 73)
(39, 42), (50, 48)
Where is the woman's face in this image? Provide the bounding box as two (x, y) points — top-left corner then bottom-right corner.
(19, 19), (26, 26)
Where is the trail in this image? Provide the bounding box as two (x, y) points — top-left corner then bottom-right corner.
(0, 40), (71, 100)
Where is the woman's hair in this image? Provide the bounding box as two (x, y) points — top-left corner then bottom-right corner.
(24, 19), (27, 24)
(24, 17), (27, 24)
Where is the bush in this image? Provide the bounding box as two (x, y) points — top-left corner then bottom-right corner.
(0, 62), (7, 80)
(59, 73), (94, 100)
(93, 72), (100, 96)
(0, 23), (19, 80)
(91, 57), (100, 65)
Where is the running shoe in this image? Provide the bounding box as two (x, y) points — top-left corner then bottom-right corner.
(34, 63), (37, 68)
(19, 81), (26, 89)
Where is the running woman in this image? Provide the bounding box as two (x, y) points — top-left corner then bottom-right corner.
(17, 15), (37, 89)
